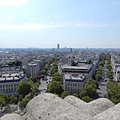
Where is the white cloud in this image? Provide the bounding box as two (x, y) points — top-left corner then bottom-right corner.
(0, 0), (30, 7)
(0, 22), (109, 30)
(75, 22), (109, 28)
(0, 22), (68, 30)
(0, 23), (48, 30)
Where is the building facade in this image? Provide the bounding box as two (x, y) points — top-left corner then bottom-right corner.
(63, 74), (87, 94)
(61, 64), (93, 79)
(0, 73), (26, 96)
(26, 63), (40, 77)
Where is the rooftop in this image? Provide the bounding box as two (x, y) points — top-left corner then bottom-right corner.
(64, 74), (86, 82)
(62, 64), (92, 70)
(0, 73), (25, 83)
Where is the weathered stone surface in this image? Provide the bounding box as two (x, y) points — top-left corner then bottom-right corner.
(94, 103), (120, 120)
(64, 95), (87, 109)
(0, 93), (119, 120)
(0, 113), (23, 120)
(64, 96), (114, 116)
(85, 98), (114, 116)
(24, 93), (92, 120)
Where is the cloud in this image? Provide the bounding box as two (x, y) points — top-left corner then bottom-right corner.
(0, 0), (30, 7)
(75, 22), (109, 28)
(0, 23), (48, 30)
(0, 21), (109, 30)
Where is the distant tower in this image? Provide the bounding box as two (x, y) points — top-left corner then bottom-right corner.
(57, 44), (60, 49)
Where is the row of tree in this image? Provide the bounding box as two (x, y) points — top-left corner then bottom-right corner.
(40, 57), (60, 76)
(46, 72), (64, 96)
(95, 56), (106, 82)
(50, 62), (58, 76)
(106, 81), (120, 104)
(106, 55), (113, 79)
(8, 60), (22, 66)
(80, 78), (98, 102)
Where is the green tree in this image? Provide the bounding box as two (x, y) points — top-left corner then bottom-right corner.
(106, 71), (113, 79)
(44, 64), (49, 71)
(73, 93), (79, 98)
(28, 80), (40, 97)
(18, 95), (23, 102)
(80, 78), (98, 100)
(15, 60), (22, 66)
(0, 94), (8, 111)
(60, 91), (68, 99)
(106, 81), (120, 104)
(50, 66), (57, 76)
(17, 81), (32, 97)
(95, 74), (101, 82)
(10, 95), (18, 104)
(21, 97), (31, 108)
(40, 70), (47, 75)
(82, 96), (93, 103)
(52, 72), (61, 82)
(29, 76), (38, 83)
(46, 81), (64, 96)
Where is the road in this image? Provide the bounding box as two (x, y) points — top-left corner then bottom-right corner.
(38, 76), (52, 94)
(97, 65), (108, 98)
(97, 80), (107, 98)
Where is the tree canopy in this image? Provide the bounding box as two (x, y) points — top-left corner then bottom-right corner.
(52, 72), (61, 82)
(80, 78), (98, 102)
(106, 81), (120, 104)
(46, 81), (64, 96)
(0, 94), (8, 111)
(17, 81), (32, 97)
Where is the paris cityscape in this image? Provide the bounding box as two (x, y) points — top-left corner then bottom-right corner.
(0, 0), (120, 120)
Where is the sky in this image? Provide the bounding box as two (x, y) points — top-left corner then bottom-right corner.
(0, 0), (120, 48)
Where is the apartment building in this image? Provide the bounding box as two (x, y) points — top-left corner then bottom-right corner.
(63, 74), (87, 94)
(26, 63), (40, 77)
(0, 73), (26, 96)
(61, 64), (93, 79)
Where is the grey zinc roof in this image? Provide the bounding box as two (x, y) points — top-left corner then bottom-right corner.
(0, 93), (120, 120)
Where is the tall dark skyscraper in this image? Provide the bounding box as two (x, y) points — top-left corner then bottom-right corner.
(57, 44), (60, 49)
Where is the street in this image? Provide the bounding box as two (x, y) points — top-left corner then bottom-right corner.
(97, 64), (108, 98)
(38, 75), (52, 94)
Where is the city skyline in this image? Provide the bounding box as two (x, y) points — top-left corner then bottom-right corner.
(0, 0), (120, 48)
